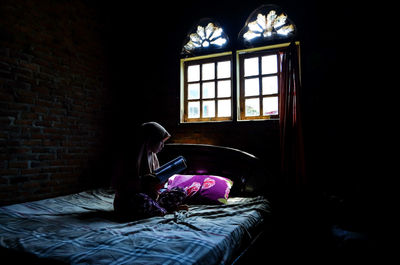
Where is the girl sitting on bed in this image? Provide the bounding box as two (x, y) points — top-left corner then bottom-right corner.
(112, 121), (188, 220)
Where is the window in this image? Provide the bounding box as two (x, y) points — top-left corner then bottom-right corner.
(182, 18), (229, 56)
(180, 5), (297, 123)
(238, 4), (296, 48)
(181, 53), (233, 122)
(237, 47), (281, 120)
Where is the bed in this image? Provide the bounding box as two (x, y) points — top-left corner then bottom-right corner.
(0, 144), (271, 265)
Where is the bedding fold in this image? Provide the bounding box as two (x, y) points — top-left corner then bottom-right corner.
(0, 189), (270, 265)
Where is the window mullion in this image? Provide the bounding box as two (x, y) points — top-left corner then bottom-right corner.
(199, 64), (203, 119)
(277, 52), (282, 117)
(258, 55), (263, 117)
(239, 56), (245, 120)
(214, 63), (218, 118)
(184, 65), (189, 122)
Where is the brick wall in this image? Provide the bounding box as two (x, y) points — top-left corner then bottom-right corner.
(0, 0), (111, 205)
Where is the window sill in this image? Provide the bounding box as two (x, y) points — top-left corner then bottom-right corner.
(179, 118), (279, 125)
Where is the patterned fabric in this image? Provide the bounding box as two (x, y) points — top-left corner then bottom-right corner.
(114, 187), (187, 220)
(158, 187), (187, 212)
(0, 189), (270, 265)
(167, 175), (233, 204)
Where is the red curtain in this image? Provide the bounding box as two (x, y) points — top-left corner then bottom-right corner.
(279, 42), (306, 186)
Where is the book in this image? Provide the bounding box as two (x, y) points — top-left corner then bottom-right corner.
(155, 156), (187, 183)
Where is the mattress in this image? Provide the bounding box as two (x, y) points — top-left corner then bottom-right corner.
(0, 189), (270, 265)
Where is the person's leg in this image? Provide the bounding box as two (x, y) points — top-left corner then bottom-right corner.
(157, 187), (187, 213)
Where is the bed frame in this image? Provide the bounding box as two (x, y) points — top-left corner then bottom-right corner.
(159, 143), (269, 197)
(0, 143), (271, 265)
(159, 143), (271, 264)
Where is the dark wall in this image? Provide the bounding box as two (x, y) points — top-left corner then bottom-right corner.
(0, 0), (112, 205)
(108, 0), (385, 195)
(1, 0), (387, 204)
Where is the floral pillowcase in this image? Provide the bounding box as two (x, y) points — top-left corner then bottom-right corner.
(166, 175), (233, 204)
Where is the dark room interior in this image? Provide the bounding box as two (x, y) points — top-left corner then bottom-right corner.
(0, 0), (392, 263)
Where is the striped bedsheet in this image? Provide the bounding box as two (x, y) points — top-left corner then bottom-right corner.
(0, 189), (270, 265)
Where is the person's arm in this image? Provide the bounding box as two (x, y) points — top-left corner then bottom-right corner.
(140, 173), (162, 200)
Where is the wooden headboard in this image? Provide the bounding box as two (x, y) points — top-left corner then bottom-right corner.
(158, 143), (268, 196)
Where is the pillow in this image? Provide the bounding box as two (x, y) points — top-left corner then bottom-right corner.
(166, 174), (233, 204)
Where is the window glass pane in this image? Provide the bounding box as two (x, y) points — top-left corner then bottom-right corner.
(182, 21), (229, 55)
(261, 55), (277, 74)
(245, 98), (259, 116)
(202, 62), (215, 80)
(217, 61), (231, 78)
(188, 101), (200, 118)
(202, 82), (215, 99)
(188, 83), (200, 99)
(188, 65), (200, 82)
(239, 6), (296, 43)
(263, 96), (279, 115)
(203, 100), (215, 118)
(262, 76), (278, 95)
(217, 80), (231, 98)
(244, 78), (259, 96)
(218, 99), (231, 117)
(244, 57), (259, 76)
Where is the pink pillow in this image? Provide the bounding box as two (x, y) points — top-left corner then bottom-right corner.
(167, 175), (233, 204)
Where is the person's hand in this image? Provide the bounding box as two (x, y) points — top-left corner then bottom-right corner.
(141, 174), (162, 200)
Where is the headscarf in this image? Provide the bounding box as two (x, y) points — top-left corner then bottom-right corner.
(139, 122), (171, 144)
(136, 122), (170, 176)
(111, 122), (171, 193)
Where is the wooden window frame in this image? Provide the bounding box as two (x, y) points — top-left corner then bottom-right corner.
(181, 52), (233, 123)
(236, 41), (300, 121)
(180, 42), (299, 123)
(237, 48), (281, 120)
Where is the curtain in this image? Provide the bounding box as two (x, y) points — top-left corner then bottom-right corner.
(279, 42), (306, 186)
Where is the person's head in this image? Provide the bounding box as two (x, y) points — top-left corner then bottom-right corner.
(140, 122), (170, 154)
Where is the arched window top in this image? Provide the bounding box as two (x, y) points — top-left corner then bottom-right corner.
(238, 4), (296, 47)
(181, 18), (229, 56)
